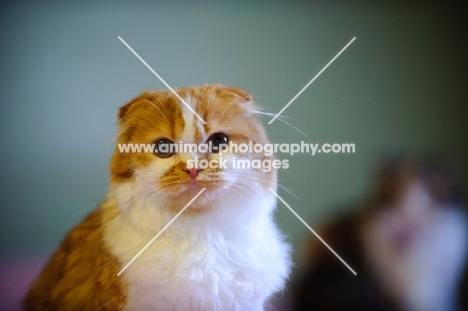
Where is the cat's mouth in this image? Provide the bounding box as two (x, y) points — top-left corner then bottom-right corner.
(165, 177), (229, 213)
(187, 180), (204, 191)
(187, 179), (227, 194)
(156, 167), (230, 213)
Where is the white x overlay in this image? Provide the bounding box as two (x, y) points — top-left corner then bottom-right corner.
(117, 35), (357, 276)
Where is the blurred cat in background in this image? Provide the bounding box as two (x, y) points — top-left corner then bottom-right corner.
(294, 155), (468, 311)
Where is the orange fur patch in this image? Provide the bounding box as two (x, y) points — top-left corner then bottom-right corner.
(23, 209), (127, 310)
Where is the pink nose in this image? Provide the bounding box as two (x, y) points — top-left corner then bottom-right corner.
(185, 168), (202, 179)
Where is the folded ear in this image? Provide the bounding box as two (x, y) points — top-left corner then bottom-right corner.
(216, 85), (253, 103)
(227, 86), (253, 102)
(115, 95), (151, 145)
(118, 96), (142, 124)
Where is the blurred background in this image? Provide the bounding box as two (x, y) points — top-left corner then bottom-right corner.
(1, 1), (467, 310)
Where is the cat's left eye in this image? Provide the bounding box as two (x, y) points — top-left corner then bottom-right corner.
(153, 138), (176, 158)
(207, 133), (229, 153)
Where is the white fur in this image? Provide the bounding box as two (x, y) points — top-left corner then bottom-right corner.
(104, 182), (290, 311)
(179, 97), (198, 144)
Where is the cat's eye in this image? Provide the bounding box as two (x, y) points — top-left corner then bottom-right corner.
(207, 133), (229, 153)
(153, 138), (176, 158)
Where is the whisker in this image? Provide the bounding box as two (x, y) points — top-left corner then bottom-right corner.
(248, 108), (309, 140)
(277, 183), (300, 201)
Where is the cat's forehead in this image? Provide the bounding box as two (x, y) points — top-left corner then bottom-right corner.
(119, 84), (255, 142)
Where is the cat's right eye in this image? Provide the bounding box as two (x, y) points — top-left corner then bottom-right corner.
(153, 138), (176, 158)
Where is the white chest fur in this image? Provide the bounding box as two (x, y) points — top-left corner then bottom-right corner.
(103, 186), (291, 311)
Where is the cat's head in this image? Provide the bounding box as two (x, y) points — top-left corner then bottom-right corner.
(110, 84), (275, 214)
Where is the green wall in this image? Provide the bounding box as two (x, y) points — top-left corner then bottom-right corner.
(1, 1), (467, 275)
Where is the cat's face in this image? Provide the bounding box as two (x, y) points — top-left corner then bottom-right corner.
(110, 84), (275, 213)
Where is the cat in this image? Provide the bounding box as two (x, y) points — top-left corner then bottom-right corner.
(23, 84), (291, 311)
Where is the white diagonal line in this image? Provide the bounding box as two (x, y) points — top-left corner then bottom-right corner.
(269, 188), (357, 275)
(268, 37), (356, 124)
(118, 36), (207, 124)
(117, 188), (206, 276)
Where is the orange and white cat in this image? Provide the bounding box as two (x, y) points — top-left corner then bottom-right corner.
(24, 84), (291, 311)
